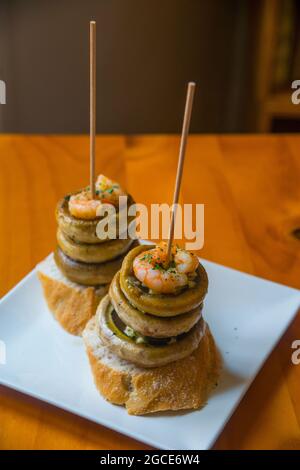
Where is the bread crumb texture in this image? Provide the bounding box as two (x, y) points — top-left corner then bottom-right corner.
(37, 254), (108, 336)
(83, 315), (220, 415)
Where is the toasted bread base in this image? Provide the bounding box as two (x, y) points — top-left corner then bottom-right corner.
(83, 313), (220, 415)
(37, 254), (108, 336)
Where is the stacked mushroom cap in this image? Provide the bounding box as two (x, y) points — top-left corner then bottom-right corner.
(99, 244), (208, 368)
(54, 189), (135, 290)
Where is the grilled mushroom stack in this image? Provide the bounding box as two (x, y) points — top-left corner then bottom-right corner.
(37, 175), (136, 336)
(83, 244), (219, 415)
(55, 193), (135, 288)
(104, 244), (208, 367)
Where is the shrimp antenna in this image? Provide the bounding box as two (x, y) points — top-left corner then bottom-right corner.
(90, 20), (96, 199)
(166, 82), (196, 263)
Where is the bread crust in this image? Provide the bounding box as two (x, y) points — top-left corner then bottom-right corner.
(37, 255), (108, 335)
(83, 314), (220, 415)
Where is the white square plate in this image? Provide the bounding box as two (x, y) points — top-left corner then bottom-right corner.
(0, 251), (299, 450)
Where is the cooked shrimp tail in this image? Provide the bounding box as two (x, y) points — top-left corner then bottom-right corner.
(133, 243), (199, 294)
(68, 174), (125, 220)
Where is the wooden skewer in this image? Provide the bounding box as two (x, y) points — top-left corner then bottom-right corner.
(166, 82), (196, 262)
(90, 20), (96, 199)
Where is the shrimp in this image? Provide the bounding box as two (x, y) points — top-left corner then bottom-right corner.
(133, 243), (199, 294)
(174, 248), (199, 274)
(95, 174), (125, 205)
(68, 174), (125, 220)
(68, 190), (102, 220)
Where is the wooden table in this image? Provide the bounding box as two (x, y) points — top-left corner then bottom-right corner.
(0, 134), (300, 450)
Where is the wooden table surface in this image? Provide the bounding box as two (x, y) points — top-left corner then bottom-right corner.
(0, 134), (300, 450)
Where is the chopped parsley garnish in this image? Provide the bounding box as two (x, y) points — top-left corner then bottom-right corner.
(153, 263), (164, 271)
(141, 253), (153, 262)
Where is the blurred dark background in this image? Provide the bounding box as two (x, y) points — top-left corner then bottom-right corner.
(0, 0), (300, 134)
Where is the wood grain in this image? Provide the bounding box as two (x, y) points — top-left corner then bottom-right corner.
(0, 134), (300, 450)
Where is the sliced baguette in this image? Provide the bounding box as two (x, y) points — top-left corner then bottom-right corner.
(83, 310), (220, 415)
(37, 254), (108, 336)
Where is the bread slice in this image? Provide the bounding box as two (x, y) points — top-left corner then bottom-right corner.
(37, 254), (108, 336)
(83, 310), (220, 415)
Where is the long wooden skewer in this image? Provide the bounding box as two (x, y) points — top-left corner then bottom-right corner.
(90, 21), (96, 199)
(166, 82), (196, 262)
